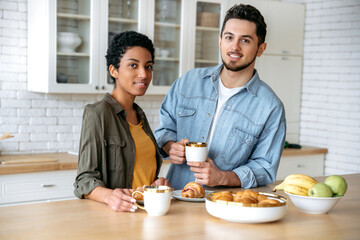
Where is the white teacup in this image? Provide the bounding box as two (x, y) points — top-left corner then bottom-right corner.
(132, 185), (171, 216)
(185, 142), (207, 162)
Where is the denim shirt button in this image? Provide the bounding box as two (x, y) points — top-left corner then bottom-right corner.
(201, 136), (204, 140)
(246, 139), (250, 143)
(207, 113), (211, 117)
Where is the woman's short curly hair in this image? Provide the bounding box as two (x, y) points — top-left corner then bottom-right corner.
(106, 31), (155, 82)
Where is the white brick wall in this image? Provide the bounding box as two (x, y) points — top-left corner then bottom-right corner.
(1, 0), (359, 175)
(283, 0), (360, 175)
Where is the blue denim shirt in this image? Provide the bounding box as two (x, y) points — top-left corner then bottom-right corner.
(154, 64), (286, 190)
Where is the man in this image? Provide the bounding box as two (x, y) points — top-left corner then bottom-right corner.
(154, 4), (286, 190)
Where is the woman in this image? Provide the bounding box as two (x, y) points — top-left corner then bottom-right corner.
(74, 31), (171, 212)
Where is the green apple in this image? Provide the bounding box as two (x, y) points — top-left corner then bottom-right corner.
(324, 175), (348, 197)
(308, 183), (333, 197)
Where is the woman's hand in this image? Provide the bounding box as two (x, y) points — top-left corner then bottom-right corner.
(105, 188), (137, 212)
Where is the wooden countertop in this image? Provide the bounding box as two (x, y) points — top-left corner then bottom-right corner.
(0, 174), (358, 240)
(0, 146), (327, 175)
(0, 153), (78, 175)
(282, 145), (328, 157)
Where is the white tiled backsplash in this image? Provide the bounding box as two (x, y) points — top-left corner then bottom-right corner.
(0, 0), (359, 176)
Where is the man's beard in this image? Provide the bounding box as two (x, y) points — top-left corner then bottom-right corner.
(222, 51), (257, 72)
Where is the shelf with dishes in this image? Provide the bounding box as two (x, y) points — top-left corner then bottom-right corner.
(196, 26), (219, 32)
(194, 2), (221, 69)
(155, 21), (181, 28)
(57, 12), (90, 20)
(157, 57), (179, 62)
(195, 59), (218, 64)
(57, 52), (89, 57)
(108, 17), (138, 24)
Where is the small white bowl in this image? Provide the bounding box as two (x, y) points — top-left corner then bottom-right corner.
(205, 192), (288, 223)
(286, 191), (343, 214)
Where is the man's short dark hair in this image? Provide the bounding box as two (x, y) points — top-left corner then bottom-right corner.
(220, 4), (267, 46)
(106, 31), (155, 81)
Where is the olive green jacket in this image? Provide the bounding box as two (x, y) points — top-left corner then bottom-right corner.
(74, 93), (162, 198)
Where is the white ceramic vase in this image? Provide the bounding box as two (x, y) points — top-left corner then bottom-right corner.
(57, 32), (82, 53)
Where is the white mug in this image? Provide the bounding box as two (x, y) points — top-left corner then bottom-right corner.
(132, 186), (171, 216)
(185, 142), (207, 162)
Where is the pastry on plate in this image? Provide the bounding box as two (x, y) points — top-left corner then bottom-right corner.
(181, 182), (205, 198)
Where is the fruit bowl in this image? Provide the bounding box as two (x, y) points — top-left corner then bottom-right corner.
(205, 192), (288, 223)
(285, 191), (343, 214)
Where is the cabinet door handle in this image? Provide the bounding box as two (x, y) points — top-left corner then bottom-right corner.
(95, 86), (99, 90)
(101, 86), (105, 90)
(41, 184), (55, 188)
(297, 164), (305, 168)
(282, 50), (290, 54)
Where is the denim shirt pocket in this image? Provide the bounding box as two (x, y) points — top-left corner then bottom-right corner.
(221, 126), (259, 167)
(177, 106), (196, 138)
(104, 136), (126, 172)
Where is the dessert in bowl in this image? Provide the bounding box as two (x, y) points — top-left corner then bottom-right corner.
(205, 190), (288, 223)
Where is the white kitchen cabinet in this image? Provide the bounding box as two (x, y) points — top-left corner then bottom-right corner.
(255, 55), (302, 143)
(28, 0), (139, 93)
(28, 0), (103, 93)
(140, 0), (184, 94)
(27, 0), (230, 94)
(262, 1), (305, 56)
(0, 170), (77, 206)
(27, 0), (306, 94)
(180, 0), (230, 73)
(276, 155), (324, 180)
(230, 0), (305, 56)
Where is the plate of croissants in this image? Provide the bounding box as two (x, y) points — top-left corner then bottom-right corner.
(206, 189), (288, 223)
(172, 182), (213, 202)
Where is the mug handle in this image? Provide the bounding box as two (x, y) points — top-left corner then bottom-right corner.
(131, 191), (145, 210)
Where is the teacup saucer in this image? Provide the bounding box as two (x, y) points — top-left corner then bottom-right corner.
(171, 190), (214, 202)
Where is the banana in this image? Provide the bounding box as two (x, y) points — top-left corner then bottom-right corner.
(285, 176), (318, 190)
(283, 184), (309, 196)
(272, 174), (319, 196)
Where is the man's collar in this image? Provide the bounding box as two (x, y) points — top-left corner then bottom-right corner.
(244, 70), (261, 97)
(205, 64), (261, 96)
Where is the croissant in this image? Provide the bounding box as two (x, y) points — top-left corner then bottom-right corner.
(234, 191), (244, 202)
(181, 182), (205, 198)
(242, 189), (259, 199)
(239, 195), (258, 204)
(211, 189), (281, 206)
(258, 198), (281, 206)
(257, 194), (268, 202)
(212, 191), (234, 202)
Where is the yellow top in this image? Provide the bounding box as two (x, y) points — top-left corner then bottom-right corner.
(128, 121), (157, 189)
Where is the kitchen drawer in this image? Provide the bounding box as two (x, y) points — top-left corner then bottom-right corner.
(276, 155), (324, 180)
(0, 170), (76, 205)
